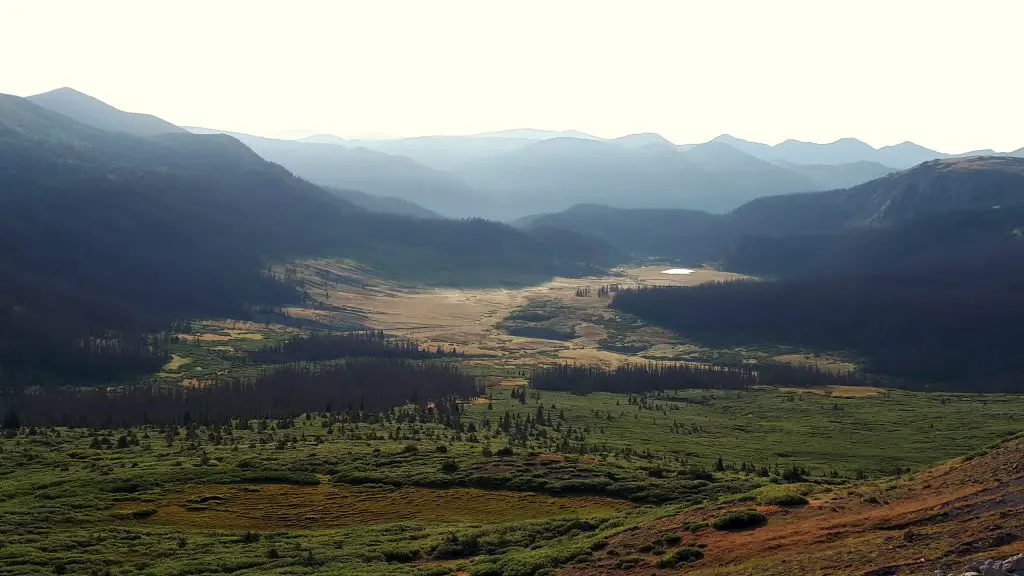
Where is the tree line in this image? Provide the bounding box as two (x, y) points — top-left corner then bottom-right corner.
(0, 359), (481, 428)
(246, 330), (462, 364)
(528, 362), (871, 395)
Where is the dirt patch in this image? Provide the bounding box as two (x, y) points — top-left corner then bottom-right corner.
(122, 484), (629, 531)
(773, 353), (858, 373)
(193, 333), (232, 342)
(778, 385), (887, 398)
(161, 354), (191, 371)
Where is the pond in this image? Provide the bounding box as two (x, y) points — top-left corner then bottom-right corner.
(661, 268), (695, 275)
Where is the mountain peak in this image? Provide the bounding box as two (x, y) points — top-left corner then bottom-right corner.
(830, 137), (874, 150)
(613, 132), (675, 149)
(27, 87), (184, 137)
(711, 134), (749, 144)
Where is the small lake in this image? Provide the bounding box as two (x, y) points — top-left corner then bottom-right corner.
(661, 268), (695, 275)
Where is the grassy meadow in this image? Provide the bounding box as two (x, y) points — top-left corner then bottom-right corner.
(3, 380), (1022, 575)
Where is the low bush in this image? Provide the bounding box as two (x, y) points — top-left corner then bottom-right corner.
(128, 508), (157, 519)
(759, 492), (808, 506)
(711, 509), (767, 531)
(660, 533), (682, 546)
(655, 546), (704, 568)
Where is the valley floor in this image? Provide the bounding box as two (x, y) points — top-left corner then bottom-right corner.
(3, 261), (1021, 576)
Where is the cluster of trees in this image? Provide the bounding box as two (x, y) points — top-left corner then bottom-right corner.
(246, 330), (461, 363)
(573, 284), (621, 298)
(530, 363), (749, 394)
(611, 253), (1024, 391)
(0, 359), (480, 427)
(529, 362), (870, 395)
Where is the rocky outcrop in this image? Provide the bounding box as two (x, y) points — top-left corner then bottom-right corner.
(938, 553), (1024, 576)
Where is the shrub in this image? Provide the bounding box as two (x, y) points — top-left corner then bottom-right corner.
(655, 546), (704, 568)
(661, 533), (682, 546)
(440, 460), (460, 473)
(495, 446), (515, 457)
(107, 481), (140, 493)
(381, 546), (421, 562)
(129, 508), (157, 519)
(711, 509), (767, 531)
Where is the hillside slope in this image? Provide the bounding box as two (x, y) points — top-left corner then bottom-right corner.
(520, 204), (726, 263)
(194, 128), (498, 218)
(729, 156), (1024, 238)
(326, 187), (442, 218)
(561, 435), (1024, 575)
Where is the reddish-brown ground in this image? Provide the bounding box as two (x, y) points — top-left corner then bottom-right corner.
(560, 438), (1023, 576)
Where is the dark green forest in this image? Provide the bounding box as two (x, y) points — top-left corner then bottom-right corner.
(611, 248), (1024, 391)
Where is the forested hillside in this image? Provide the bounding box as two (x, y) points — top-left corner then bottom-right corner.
(0, 94), (611, 386)
(612, 247), (1024, 391)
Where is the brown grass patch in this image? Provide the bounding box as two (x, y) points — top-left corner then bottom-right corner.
(560, 438), (1024, 576)
(122, 484), (629, 531)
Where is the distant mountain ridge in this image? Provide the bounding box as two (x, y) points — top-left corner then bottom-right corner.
(712, 134), (1023, 169)
(522, 156), (1024, 266)
(23, 86), (1023, 222)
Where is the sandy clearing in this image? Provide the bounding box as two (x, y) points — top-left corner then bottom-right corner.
(285, 261), (744, 368)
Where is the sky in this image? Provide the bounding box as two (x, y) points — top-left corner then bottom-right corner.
(1, 0), (1022, 153)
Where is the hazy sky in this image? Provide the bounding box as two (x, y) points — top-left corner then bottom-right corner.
(2, 0), (1022, 152)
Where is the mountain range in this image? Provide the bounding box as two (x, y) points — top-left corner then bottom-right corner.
(26, 87), (1022, 221)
